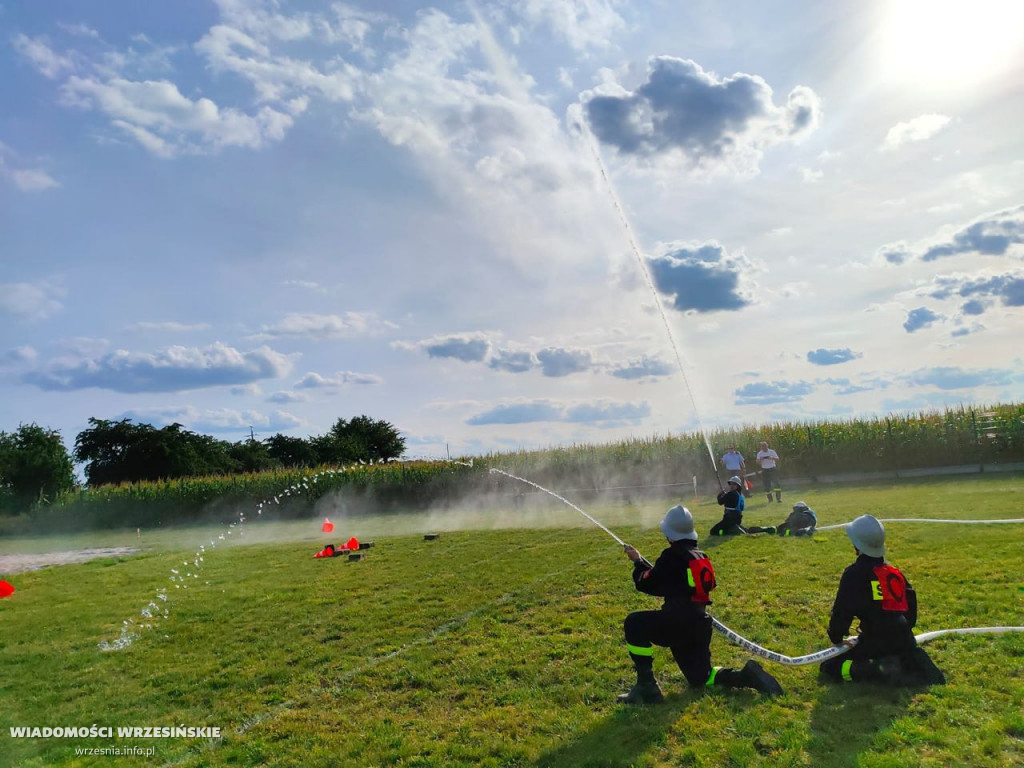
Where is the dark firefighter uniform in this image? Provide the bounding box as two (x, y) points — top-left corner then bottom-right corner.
(626, 540), (718, 687)
(624, 541), (782, 695)
(776, 504), (817, 537)
(711, 486), (746, 536)
(820, 554), (944, 684)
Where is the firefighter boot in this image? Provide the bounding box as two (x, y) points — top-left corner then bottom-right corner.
(876, 655), (912, 685)
(905, 648), (946, 685)
(617, 667), (664, 705)
(738, 660), (784, 696)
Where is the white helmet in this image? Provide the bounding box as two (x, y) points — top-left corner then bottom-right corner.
(728, 475), (743, 488)
(846, 514), (885, 557)
(793, 501), (809, 512)
(660, 505), (698, 542)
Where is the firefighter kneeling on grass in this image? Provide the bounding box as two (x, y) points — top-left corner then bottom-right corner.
(618, 505), (784, 704)
(820, 514), (945, 686)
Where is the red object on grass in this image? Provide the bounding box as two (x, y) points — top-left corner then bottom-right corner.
(322, 518), (334, 533)
(0, 580), (15, 598)
(314, 544), (336, 559)
(346, 536), (359, 551)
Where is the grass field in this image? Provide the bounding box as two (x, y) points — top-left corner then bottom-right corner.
(1, 475), (1023, 767)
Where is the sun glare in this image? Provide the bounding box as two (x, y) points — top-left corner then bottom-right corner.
(878, 0), (1024, 88)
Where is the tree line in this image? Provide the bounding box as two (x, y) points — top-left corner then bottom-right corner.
(0, 415), (405, 515)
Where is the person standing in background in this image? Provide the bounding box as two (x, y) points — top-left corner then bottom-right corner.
(720, 445), (748, 497)
(756, 440), (782, 503)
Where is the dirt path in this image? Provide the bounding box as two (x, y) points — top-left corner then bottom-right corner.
(0, 547), (141, 575)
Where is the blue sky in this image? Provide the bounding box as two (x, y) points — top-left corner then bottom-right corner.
(2, 0), (1023, 460)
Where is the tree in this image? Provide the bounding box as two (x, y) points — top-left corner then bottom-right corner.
(265, 434), (318, 468)
(314, 416), (405, 464)
(74, 418), (235, 485)
(0, 424), (76, 513)
(227, 439), (277, 473)
(345, 415), (406, 462)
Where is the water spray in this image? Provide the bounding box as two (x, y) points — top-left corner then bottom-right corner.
(98, 463), (379, 651)
(489, 469), (628, 547)
(492, 468), (1024, 665)
(571, 115), (722, 490)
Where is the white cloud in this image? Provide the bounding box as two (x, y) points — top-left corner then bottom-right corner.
(580, 57), (822, 175)
(609, 355), (674, 379)
(254, 311), (393, 340)
(647, 241), (753, 313)
(196, 407), (302, 431)
(229, 383), (263, 396)
(129, 321), (212, 332)
(536, 346), (593, 376)
(282, 279), (327, 293)
(882, 114), (951, 152)
(12, 34), (76, 78)
(99, 35), (180, 78)
(0, 281), (65, 320)
(53, 337), (110, 356)
(58, 23), (101, 39)
(24, 342), (296, 392)
(8, 168), (60, 191)
(267, 389), (308, 403)
(355, 7), (595, 227)
(120, 404), (302, 432)
(294, 370), (384, 388)
(876, 204), (1024, 265)
(211, 0), (317, 42)
(800, 167), (823, 183)
(61, 76), (294, 156)
(516, 0), (625, 51)
(1, 346), (38, 367)
(0, 144), (60, 191)
(194, 24), (359, 103)
(466, 397), (649, 425)
(396, 332), (492, 362)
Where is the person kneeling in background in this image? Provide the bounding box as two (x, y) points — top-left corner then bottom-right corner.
(711, 477), (748, 535)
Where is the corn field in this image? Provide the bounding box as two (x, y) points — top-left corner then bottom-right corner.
(23, 402), (1024, 532)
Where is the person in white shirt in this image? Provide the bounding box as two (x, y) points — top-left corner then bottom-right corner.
(756, 441), (782, 504)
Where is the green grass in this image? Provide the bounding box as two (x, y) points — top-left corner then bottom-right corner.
(1, 475), (1023, 767)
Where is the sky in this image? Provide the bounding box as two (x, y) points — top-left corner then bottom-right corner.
(2, 0), (1023, 462)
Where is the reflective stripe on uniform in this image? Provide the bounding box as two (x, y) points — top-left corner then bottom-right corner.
(626, 643), (654, 657)
(841, 659), (853, 681)
(705, 666), (722, 687)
